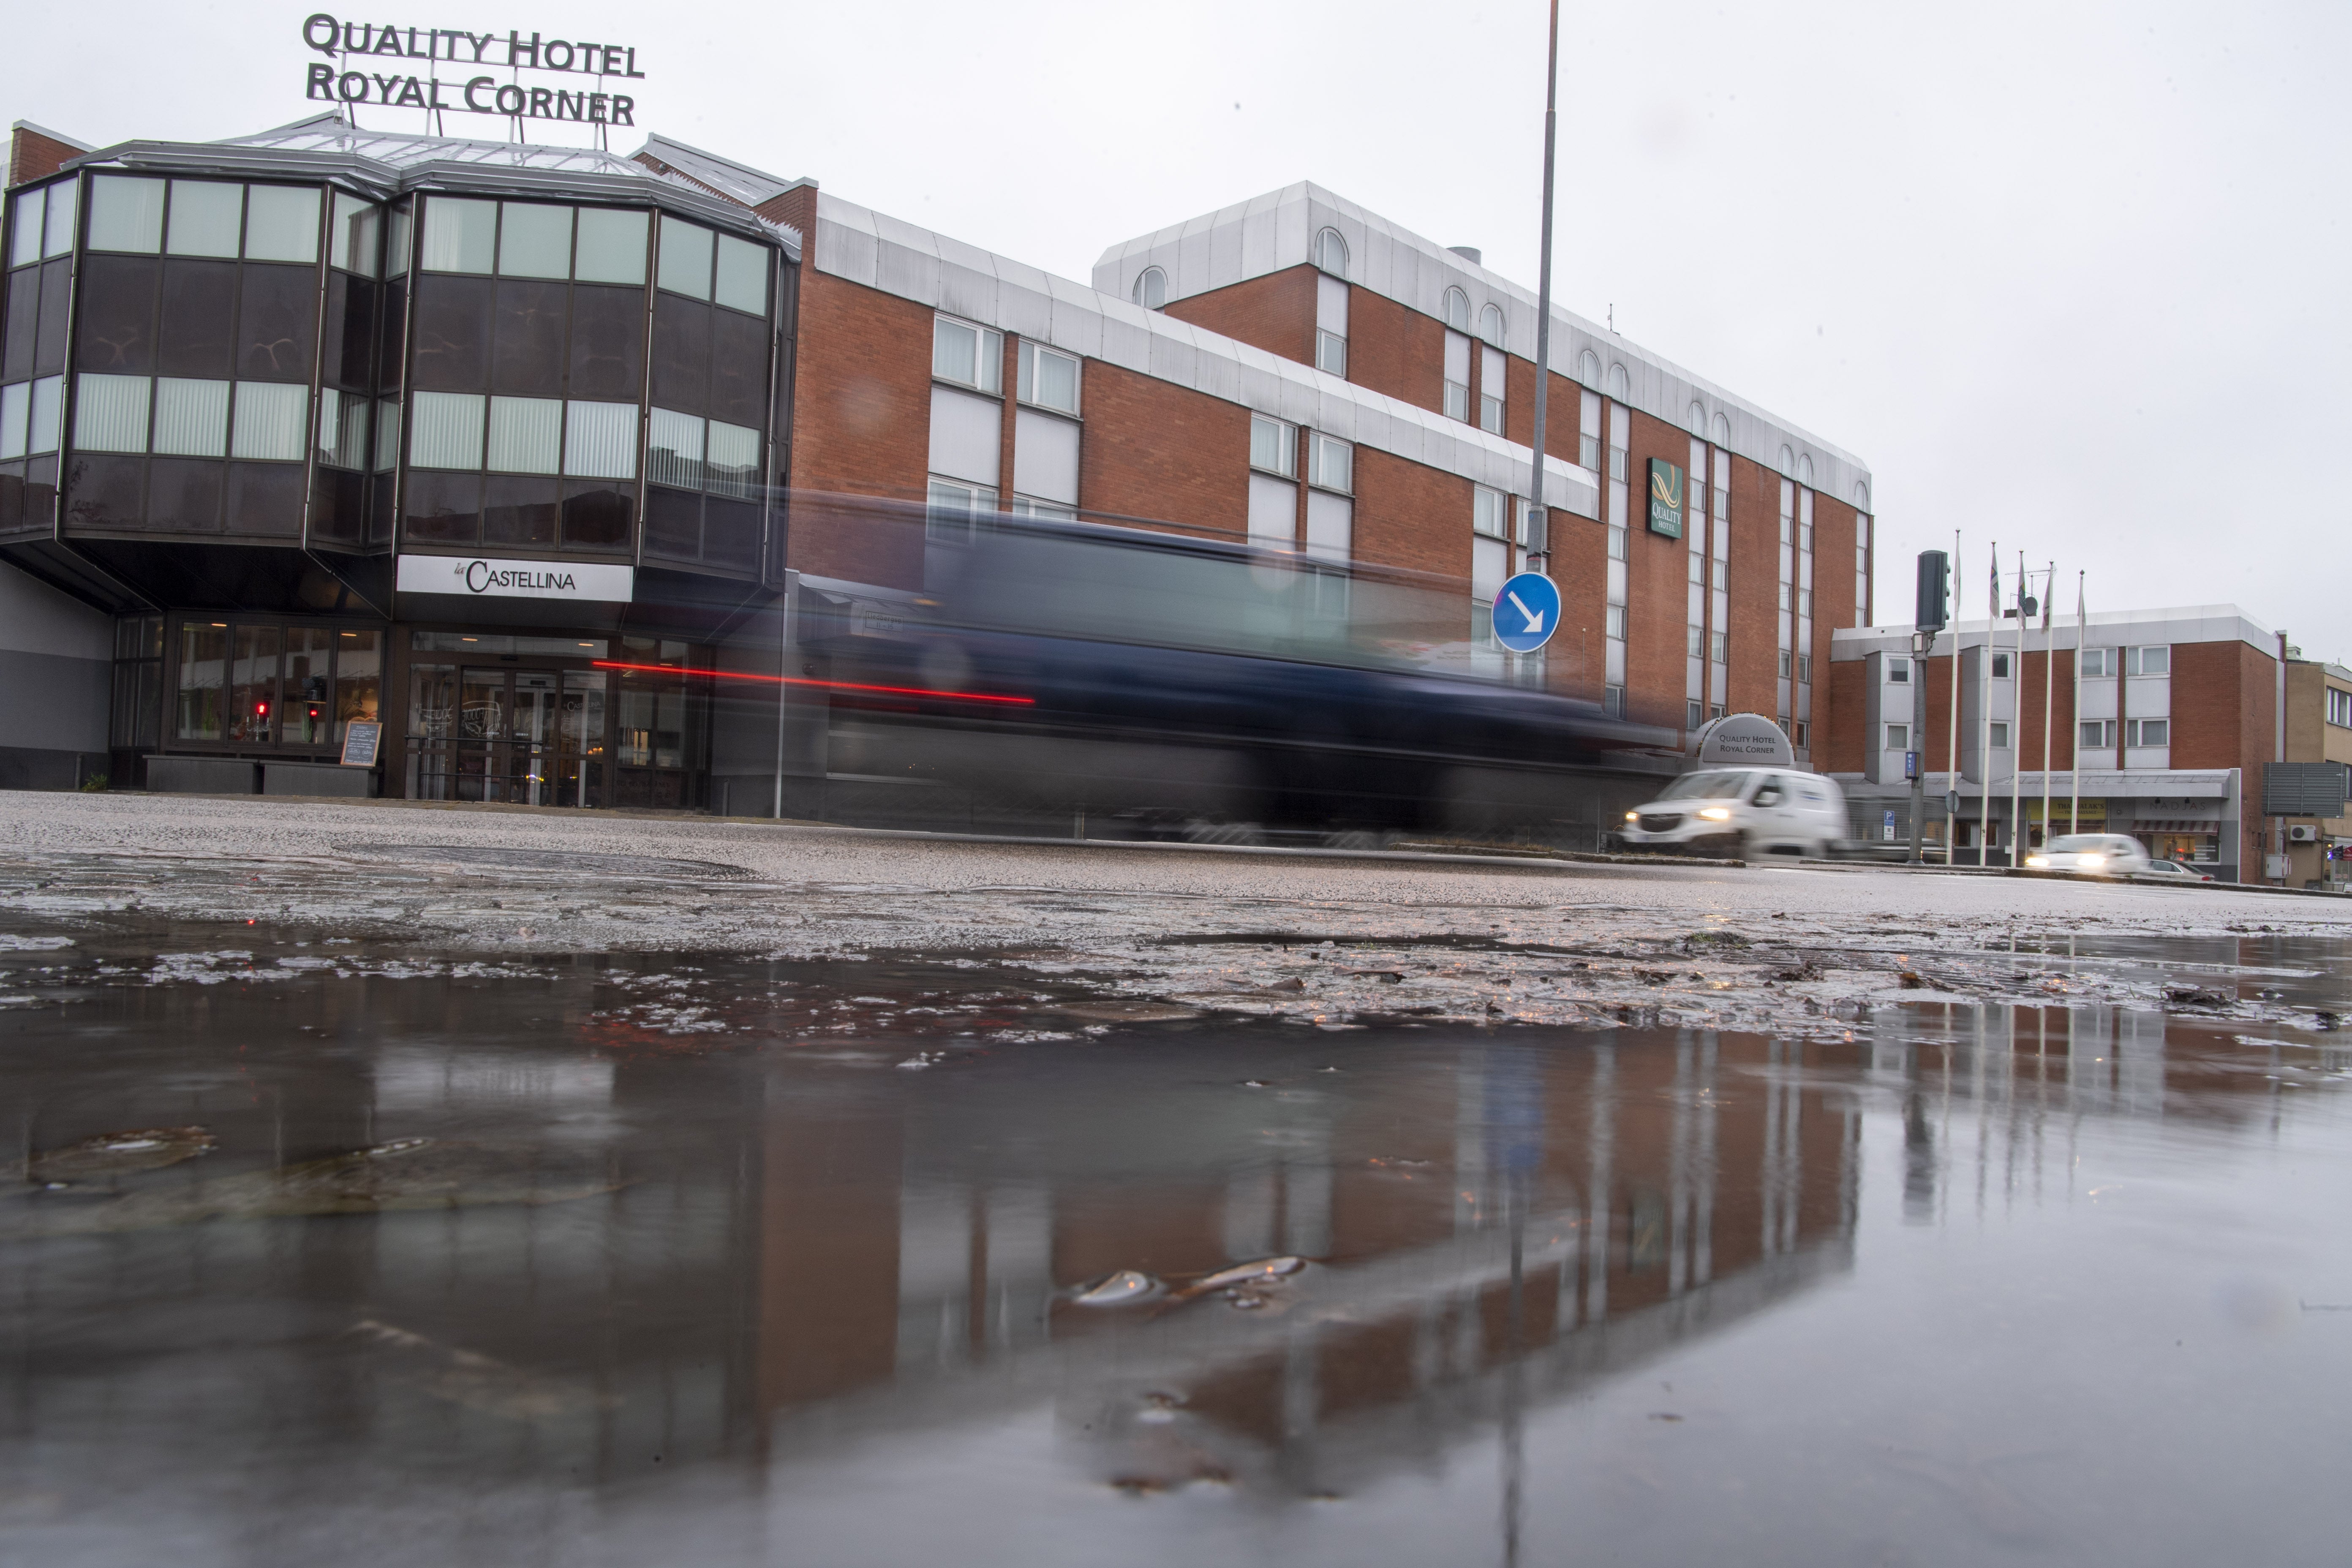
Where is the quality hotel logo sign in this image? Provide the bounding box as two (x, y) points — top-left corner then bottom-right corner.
(396, 554), (636, 602)
(300, 13), (646, 126)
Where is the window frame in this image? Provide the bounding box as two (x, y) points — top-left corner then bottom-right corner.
(1307, 433), (1351, 494)
(1249, 414), (1296, 479)
(931, 314), (1003, 396)
(1016, 340), (1081, 416)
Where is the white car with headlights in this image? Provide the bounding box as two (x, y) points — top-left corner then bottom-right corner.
(1617, 767), (1848, 859)
(2025, 834), (2151, 877)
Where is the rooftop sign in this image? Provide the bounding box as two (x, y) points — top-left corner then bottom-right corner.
(300, 13), (645, 127)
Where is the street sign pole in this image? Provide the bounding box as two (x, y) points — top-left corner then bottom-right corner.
(1525, 0), (1560, 571)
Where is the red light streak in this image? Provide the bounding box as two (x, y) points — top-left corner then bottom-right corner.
(591, 661), (1034, 706)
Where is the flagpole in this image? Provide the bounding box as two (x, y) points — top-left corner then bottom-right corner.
(1977, 543), (1996, 866)
(2010, 548), (2027, 868)
(1946, 528), (1962, 861)
(2071, 572), (2084, 836)
(2039, 560), (2054, 855)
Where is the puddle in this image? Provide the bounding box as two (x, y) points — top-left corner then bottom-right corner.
(1, 920), (2349, 1566)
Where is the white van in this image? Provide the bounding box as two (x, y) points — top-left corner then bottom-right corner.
(1618, 767), (1848, 859)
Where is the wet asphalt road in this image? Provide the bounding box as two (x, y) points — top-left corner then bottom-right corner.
(3, 794), (2351, 1565)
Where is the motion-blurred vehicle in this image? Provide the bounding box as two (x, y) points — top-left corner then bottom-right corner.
(2134, 858), (2214, 884)
(2024, 834), (2152, 876)
(800, 504), (1664, 839)
(1615, 767), (1848, 859)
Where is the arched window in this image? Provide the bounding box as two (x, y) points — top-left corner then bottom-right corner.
(1711, 411), (1731, 448)
(1606, 362), (1630, 402)
(1478, 302), (1504, 347)
(1686, 400), (1706, 436)
(1131, 266), (1166, 310)
(1777, 444), (1796, 478)
(1443, 286), (1470, 332)
(1578, 348), (1601, 387)
(1314, 226), (1349, 278)
(1853, 479), (1870, 511)
(1796, 453), (1813, 487)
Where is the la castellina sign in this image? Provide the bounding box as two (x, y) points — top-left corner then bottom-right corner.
(299, 13), (646, 126)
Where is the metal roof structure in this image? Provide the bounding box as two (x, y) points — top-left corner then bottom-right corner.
(634, 133), (810, 212)
(52, 113), (800, 256)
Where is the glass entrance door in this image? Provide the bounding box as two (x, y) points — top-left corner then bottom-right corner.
(408, 662), (608, 806)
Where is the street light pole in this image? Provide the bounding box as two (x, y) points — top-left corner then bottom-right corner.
(1526, 0), (1560, 569)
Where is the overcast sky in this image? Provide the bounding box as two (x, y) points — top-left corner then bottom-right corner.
(10, 1), (2344, 661)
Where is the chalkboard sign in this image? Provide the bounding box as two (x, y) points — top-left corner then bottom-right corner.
(340, 721), (383, 768)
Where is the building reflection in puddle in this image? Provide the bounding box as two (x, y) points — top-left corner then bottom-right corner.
(3, 954), (2346, 1560)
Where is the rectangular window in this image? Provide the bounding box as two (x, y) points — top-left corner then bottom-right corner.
(2328, 688), (2352, 728)
(1711, 558), (1726, 589)
(89, 175), (165, 254)
(1018, 341), (1081, 414)
(714, 233), (768, 315)
(1445, 331), (1470, 422)
(1606, 525), (1627, 562)
(1888, 657), (1910, 683)
(2129, 645), (2170, 676)
(647, 406), (704, 489)
(1604, 684), (1625, 719)
(421, 195), (497, 273)
(1991, 652), (2010, 678)
(488, 395), (564, 475)
(1686, 624), (1703, 657)
(1472, 486), (1508, 539)
(498, 201), (573, 279)
(656, 215), (714, 299)
(1579, 388), (1601, 470)
(1989, 721), (2010, 749)
(152, 377), (231, 457)
(1445, 381), (1469, 421)
(1309, 433), (1350, 493)
(175, 621), (229, 740)
(409, 390), (486, 470)
(316, 388), (369, 469)
(1606, 604), (1627, 641)
(1793, 719), (1809, 749)
(933, 316), (1002, 394)
(706, 419), (760, 498)
(331, 191), (381, 277)
(1886, 723), (1909, 751)
(1479, 392), (1503, 436)
(227, 624), (279, 744)
(383, 204), (412, 278)
(573, 207), (648, 286)
(2080, 646), (2112, 678)
(230, 381), (307, 461)
(2080, 719), (2114, 749)
(8, 189), (40, 267)
(1710, 631), (1728, 664)
(1778, 649), (1792, 679)
(1797, 653), (1812, 684)
(74, 373), (150, 453)
(926, 476), (996, 544)
(1688, 700), (1704, 729)
(563, 400), (639, 479)
(1250, 414), (1295, 477)
(167, 180), (242, 259)
(373, 399), (400, 474)
(0, 381), (27, 460)
(1797, 588), (1813, 619)
(242, 185), (320, 265)
(1317, 329), (1347, 377)
(334, 630), (381, 742)
(2126, 718), (2170, 747)
(1778, 582), (1792, 612)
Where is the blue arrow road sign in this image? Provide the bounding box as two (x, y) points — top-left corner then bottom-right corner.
(1491, 572), (1560, 654)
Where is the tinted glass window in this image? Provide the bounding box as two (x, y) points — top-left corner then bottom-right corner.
(707, 308), (768, 428)
(403, 468), (480, 542)
(167, 180), (242, 259)
(561, 480), (632, 547)
(573, 208), (647, 286)
(75, 255), (159, 374)
(409, 275), (494, 390)
(158, 260), (237, 378)
(152, 377), (230, 457)
(487, 395), (561, 474)
(566, 285), (642, 400)
(321, 271), (376, 391)
(34, 258), (71, 376)
(490, 280), (566, 396)
(147, 455), (223, 531)
(483, 474), (558, 545)
(3, 269), (36, 381)
(65, 452), (144, 528)
(650, 293), (709, 413)
(331, 191), (380, 278)
(231, 382), (308, 461)
(237, 265), (317, 381)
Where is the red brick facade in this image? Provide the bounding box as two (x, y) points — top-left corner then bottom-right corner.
(6, 125), (82, 189)
(1075, 363), (1250, 541)
(1162, 266), (1317, 365)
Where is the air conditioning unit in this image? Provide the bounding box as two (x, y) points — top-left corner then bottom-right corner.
(2288, 825), (2319, 843)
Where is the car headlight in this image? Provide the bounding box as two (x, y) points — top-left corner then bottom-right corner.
(2025, 856), (2048, 868)
(2079, 854), (2104, 868)
(1625, 811), (1639, 822)
(1697, 807), (1731, 821)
